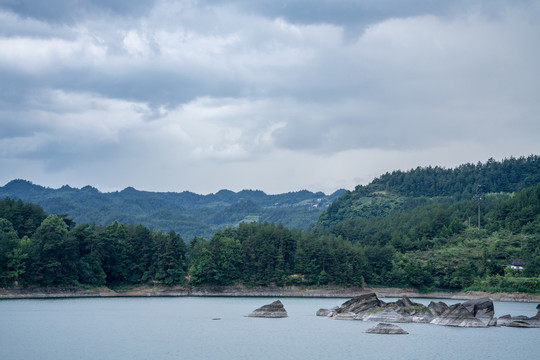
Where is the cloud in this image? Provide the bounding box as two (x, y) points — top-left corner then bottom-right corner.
(0, 0), (539, 193)
(0, 0), (159, 23)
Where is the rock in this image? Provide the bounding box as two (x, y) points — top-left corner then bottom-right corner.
(364, 323), (409, 334)
(324, 294), (539, 329)
(316, 308), (335, 317)
(396, 296), (436, 323)
(331, 293), (434, 323)
(333, 312), (357, 320)
(496, 312), (540, 328)
(362, 307), (409, 323)
(247, 300), (288, 318)
(506, 320), (533, 328)
(431, 303), (487, 327)
(462, 297), (494, 326)
(396, 296), (414, 309)
(428, 301), (449, 317)
(337, 293), (381, 314)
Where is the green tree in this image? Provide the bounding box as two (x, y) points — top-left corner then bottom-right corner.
(6, 248), (28, 285)
(32, 214), (78, 286)
(0, 218), (20, 286)
(151, 230), (186, 285)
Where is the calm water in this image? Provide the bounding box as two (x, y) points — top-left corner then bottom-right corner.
(1, 296), (539, 360)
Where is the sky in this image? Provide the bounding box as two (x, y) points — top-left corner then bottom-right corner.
(1, 0), (539, 195)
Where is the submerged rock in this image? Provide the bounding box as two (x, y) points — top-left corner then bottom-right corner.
(334, 312), (357, 320)
(316, 308), (336, 317)
(247, 300), (288, 318)
(364, 323), (409, 334)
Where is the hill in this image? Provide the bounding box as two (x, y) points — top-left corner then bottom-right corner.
(0, 180), (345, 240)
(316, 155), (540, 229)
(311, 155), (540, 292)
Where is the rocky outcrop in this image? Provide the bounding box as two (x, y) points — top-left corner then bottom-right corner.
(318, 293), (540, 328)
(428, 301), (449, 317)
(496, 305), (540, 328)
(462, 297), (495, 326)
(364, 323), (408, 334)
(328, 293), (435, 323)
(336, 293), (382, 314)
(430, 303), (488, 327)
(247, 300), (288, 318)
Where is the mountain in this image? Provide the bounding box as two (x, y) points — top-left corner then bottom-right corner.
(315, 155), (540, 229)
(0, 180), (345, 240)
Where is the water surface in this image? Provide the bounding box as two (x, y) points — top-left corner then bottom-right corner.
(1, 297), (538, 360)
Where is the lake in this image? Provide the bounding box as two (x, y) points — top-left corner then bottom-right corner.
(1, 296), (538, 360)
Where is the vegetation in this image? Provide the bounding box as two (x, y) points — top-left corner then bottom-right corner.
(0, 155), (539, 293)
(0, 199), (364, 288)
(0, 181), (345, 239)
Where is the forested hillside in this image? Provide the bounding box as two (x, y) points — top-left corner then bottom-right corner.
(312, 155), (540, 293)
(0, 180), (344, 239)
(317, 155), (540, 228)
(1, 156), (539, 293)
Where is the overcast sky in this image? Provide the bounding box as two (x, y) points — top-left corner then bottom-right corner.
(1, 0), (539, 194)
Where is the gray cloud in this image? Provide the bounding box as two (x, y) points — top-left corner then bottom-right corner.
(0, 0), (158, 23)
(0, 0), (539, 193)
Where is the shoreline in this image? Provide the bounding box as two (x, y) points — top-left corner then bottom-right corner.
(1, 285), (540, 302)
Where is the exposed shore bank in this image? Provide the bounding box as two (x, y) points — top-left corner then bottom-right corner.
(1, 285), (540, 302)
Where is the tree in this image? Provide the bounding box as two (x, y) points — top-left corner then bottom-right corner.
(6, 248), (28, 285)
(0, 218), (20, 285)
(151, 230), (186, 285)
(32, 214), (77, 286)
(71, 224), (106, 286)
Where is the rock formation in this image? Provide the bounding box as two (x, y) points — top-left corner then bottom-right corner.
(462, 297), (495, 326)
(496, 304), (540, 328)
(430, 303), (488, 327)
(336, 293), (382, 314)
(427, 301), (449, 317)
(317, 292), (539, 328)
(319, 293), (435, 323)
(247, 300), (288, 318)
(364, 323), (409, 334)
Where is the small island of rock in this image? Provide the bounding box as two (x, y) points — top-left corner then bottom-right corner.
(316, 292), (540, 328)
(247, 300), (288, 318)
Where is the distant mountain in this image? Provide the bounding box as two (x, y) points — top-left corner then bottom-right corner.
(0, 180), (345, 240)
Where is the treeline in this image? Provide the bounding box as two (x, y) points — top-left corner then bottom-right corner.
(318, 155), (540, 227)
(0, 198), (366, 287)
(371, 155), (540, 198)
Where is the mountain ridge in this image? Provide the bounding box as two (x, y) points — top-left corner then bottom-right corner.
(0, 179), (346, 240)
